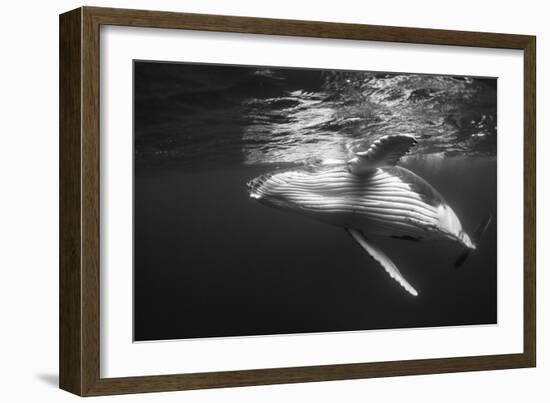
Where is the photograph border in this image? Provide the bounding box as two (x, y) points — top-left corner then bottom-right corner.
(59, 6), (536, 396)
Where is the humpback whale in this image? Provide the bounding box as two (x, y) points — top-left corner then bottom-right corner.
(247, 134), (483, 296)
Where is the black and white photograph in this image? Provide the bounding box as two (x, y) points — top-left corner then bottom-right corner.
(1, 0), (544, 399)
(133, 61), (497, 342)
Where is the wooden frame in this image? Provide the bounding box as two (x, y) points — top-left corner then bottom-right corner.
(59, 6), (536, 396)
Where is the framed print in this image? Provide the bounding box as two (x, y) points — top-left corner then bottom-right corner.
(59, 6), (536, 396)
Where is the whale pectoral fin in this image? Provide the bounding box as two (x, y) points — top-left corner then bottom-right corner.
(347, 134), (417, 175)
(346, 228), (419, 296)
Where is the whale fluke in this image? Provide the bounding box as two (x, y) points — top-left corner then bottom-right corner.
(347, 134), (417, 175)
(346, 228), (419, 296)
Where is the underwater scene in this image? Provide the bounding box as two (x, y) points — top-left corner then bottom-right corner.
(133, 61), (497, 341)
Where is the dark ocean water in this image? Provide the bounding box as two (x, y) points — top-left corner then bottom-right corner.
(134, 61), (497, 341)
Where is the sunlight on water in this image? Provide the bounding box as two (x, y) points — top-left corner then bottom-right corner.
(241, 72), (496, 165)
(134, 64), (496, 168)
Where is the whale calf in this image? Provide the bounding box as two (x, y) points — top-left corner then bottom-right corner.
(247, 134), (483, 296)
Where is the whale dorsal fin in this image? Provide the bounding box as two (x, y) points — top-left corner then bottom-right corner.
(347, 134), (417, 175)
(346, 228), (419, 296)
